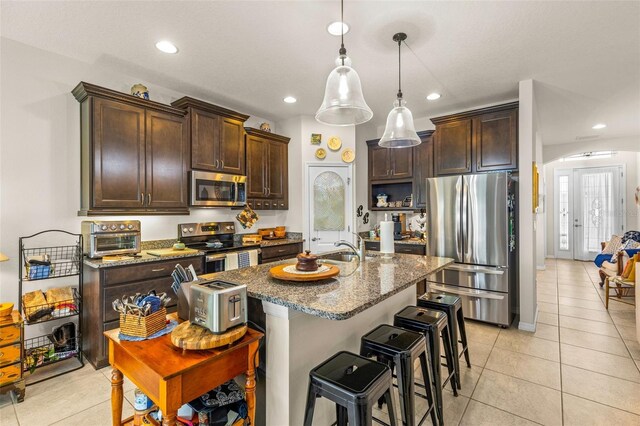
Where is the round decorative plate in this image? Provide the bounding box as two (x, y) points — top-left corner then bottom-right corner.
(341, 148), (355, 163)
(315, 148), (327, 160)
(328, 136), (342, 151)
(269, 264), (340, 282)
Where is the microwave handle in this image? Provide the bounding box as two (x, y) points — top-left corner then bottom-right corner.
(233, 182), (238, 204)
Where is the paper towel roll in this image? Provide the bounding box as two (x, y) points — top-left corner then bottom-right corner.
(380, 220), (395, 255)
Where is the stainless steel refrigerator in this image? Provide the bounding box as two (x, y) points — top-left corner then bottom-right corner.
(426, 172), (517, 327)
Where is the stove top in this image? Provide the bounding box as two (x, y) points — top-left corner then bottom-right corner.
(178, 221), (259, 254)
(186, 241), (260, 254)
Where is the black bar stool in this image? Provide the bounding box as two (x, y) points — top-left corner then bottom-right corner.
(304, 351), (398, 426)
(418, 292), (471, 390)
(394, 306), (458, 424)
(360, 324), (439, 426)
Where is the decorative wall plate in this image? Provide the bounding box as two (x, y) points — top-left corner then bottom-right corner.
(341, 148), (355, 163)
(315, 148), (327, 160)
(327, 136), (342, 151)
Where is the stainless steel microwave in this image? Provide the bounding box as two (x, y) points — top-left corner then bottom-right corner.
(190, 171), (247, 207)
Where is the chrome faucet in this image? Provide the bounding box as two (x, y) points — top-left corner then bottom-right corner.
(334, 233), (366, 261)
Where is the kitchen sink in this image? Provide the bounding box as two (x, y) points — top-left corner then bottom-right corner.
(319, 253), (361, 263)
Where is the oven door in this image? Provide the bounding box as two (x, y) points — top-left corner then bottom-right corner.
(190, 171), (246, 207)
(205, 253), (227, 274)
(90, 233), (140, 258)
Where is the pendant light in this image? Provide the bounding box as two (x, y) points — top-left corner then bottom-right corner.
(316, 0), (373, 126)
(379, 33), (421, 148)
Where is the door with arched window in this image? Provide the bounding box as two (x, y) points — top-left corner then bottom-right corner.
(307, 164), (353, 253)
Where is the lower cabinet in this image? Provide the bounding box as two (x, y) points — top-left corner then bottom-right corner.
(260, 243), (303, 264)
(82, 256), (204, 369)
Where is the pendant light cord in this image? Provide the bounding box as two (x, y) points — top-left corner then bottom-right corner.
(339, 0), (346, 65)
(397, 38), (402, 99)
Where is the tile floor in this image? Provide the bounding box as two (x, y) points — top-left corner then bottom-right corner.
(1, 259), (638, 425)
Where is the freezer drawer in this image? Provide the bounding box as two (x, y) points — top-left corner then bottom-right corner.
(428, 264), (509, 292)
(428, 283), (512, 326)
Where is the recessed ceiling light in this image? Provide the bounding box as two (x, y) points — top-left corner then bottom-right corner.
(283, 96), (297, 104)
(426, 93), (441, 101)
(155, 40), (178, 54)
(592, 123), (607, 130)
(327, 21), (349, 36)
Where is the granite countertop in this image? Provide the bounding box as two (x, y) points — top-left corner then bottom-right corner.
(201, 251), (453, 320)
(83, 250), (205, 268)
(260, 238), (304, 247)
(362, 238), (427, 246)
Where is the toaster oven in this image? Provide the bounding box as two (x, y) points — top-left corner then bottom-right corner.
(81, 220), (141, 258)
(189, 280), (247, 334)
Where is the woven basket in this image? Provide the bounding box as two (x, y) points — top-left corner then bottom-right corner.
(119, 308), (167, 338)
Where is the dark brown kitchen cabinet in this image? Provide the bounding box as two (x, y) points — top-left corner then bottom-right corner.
(245, 128), (290, 210)
(82, 256), (204, 368)
(366, 140), (414, 181)
(73, 82), (189, 215)
(260, 242), (303, 263)
(171, 97), (249, 175)
(431, 102), (518, 176)
(474, 108), (518, 172)
(412, 130), (434, 209)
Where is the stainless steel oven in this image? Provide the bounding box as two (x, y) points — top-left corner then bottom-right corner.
(190, 171), (246, 207)
(81, 220), (141, 258)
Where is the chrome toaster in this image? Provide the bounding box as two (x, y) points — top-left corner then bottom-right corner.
(189, 280), (247, 334)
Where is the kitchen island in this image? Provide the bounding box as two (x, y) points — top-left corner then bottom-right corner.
(201, 252), (453, 426)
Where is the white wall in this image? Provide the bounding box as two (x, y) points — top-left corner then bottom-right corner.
(518, 79), (539, 331)
(544, 151), (640, 257)
(0, 38), (290, 305)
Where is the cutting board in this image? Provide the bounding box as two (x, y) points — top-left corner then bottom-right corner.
(269, 264), (340, 282)
(146, 248), (199, 257)
(171, 322), (247, 350)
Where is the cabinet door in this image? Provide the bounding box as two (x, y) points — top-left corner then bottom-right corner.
(145, 111), (188, 209)
(246, 135), (267, 198)
(412, 134), (434, 208)
(92, 98), (145, 208)
(369, 145), (391, 180)
(474, 109), (518, 172)
(267, 141), (287, 199)
(390, 148), (413, 178)
(190, 108), (219, 171)
(434, 119), (472, 175)
(219, 117), (245, 175)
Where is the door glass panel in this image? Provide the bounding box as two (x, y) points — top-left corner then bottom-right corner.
(558, 176), (569, 250)
(313, 171), (345, 231)
(581, 171), (615, 253)
(195, 179), (235, 203)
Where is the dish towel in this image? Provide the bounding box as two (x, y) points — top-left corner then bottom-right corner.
(238, 250), (259, 268)
(226, 253), (239, 271)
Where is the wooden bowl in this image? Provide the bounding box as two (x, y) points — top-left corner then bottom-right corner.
(274, 230), (286, 238)
(0, 302), (14, 318)
(275, 226), (286, 231)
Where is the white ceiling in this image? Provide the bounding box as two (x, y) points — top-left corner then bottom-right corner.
(2, 1), (639, 146)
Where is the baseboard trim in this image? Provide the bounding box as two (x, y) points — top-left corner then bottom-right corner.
(518, 306), (539, 332)
(536, 265), (546, 271)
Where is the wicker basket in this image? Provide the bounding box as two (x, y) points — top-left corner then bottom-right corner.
(119, 308), (167, 338)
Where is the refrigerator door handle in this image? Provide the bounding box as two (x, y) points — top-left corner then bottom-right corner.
(430, 284), (505, 300)
(446, 264), (505, 275)
(456, 176), (464, 261)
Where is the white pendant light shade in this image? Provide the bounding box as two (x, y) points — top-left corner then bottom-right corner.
(316, 57), (373, 126)
(378, 98), (421, 148)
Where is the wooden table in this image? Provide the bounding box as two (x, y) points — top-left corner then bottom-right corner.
(104, 317), (263, 426)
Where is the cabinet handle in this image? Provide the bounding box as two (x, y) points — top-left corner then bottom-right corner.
(151, 268), (166, 272)
(277, 249), (287, 253)
(141, 193), (144, 205)
(147, 193), (151, 205)
(221, 160), (224, 168)
(267, 187), (271, 196)
(215, 159), (219, 168)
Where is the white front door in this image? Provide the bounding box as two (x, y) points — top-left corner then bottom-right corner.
(573, 166), (624, 261)
(307, 164), (353, 254)
(554, 166), (625, 261)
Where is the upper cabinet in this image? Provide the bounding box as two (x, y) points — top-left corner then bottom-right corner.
(412, 130), (435, 209)
(431, 102), (518, 176)
(366, 140), (414, 181)
(245, 128), (290, 210)
(73, 82), (189, 216)
(171, 97), (249, 175)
